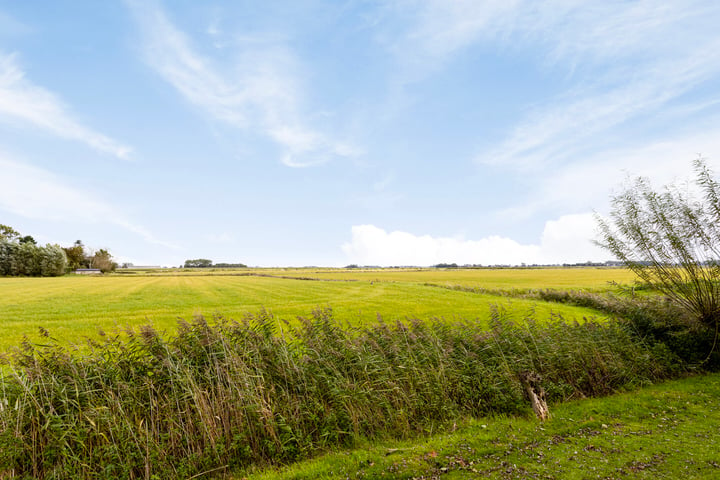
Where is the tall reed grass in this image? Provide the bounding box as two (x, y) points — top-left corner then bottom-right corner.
(0, 307), (678, 479)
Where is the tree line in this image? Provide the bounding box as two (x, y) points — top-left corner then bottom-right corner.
(183, 259), (247, 268)
(0, 225), (117, 276)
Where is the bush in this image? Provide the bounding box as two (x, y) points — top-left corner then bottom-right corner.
(431, 283), (720, 369)
(531, 288), (720, 369)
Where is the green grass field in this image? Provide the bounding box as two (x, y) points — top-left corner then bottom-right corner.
(121, 266), (639, 290)
(0, 268), (625, 351)
(284, 266), (639, 290)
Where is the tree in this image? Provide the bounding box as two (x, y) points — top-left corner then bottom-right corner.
(15, 242), (40, 275)
(595, 157), (720, 337)
(0, 225), (69, 277)
(38, 244), (67, 276)
(0, 224), (20, 242)
(0, 241), (19, 275)
(19, 235), (36, 245)
(0, 240), (67, 276)
(63, 241), (88, 270)
(91, 249), (117, 273)
(184, 259), (213, 268)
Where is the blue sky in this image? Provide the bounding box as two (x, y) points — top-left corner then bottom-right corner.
(2, 1), (720, 267)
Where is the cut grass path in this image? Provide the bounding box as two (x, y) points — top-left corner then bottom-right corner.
(0, 274), (602, 351)
(242, 373), (720, 479)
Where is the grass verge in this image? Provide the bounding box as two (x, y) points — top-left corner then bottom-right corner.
(243, 373), (720, 479)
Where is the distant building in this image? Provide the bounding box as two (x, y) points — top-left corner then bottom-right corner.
(75, 269), (102, 275)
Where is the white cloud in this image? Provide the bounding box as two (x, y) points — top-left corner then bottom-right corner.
(494, 128), (720, 221)
(342, 214), (607, 266)
(0, 155), (111, 221)
(0, 53), (132, 159)
(381, 1), (720, 235)
(477, 40), (720, 171)
(385, 1), (720, 174)
(391, 1), (718, 71)
(538, 213), (606, 264)
(0, 153), (178, 249)
(392, 0), (520, 64)
(127, 0), (357, 167)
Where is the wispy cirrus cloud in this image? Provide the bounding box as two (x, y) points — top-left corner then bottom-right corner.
(0, 152), (178, 249)
(477, 46), (720, 171)
(389, 1), (718, 73)
(126, 0), (358, 167)
(477, 35), (720, 171)
(385, 0), (520, 68)
(0, 53), (132, 159)
(386, 1), (720, 173)
(493, 127), (720, 222)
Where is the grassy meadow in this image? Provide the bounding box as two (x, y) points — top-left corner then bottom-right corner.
(277, 266), (639, 290)
(0, 267), (633, 351)
(118, 266), (639, 289)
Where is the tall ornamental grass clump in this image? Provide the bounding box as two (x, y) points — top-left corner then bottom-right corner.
(0, 308), (678, 479)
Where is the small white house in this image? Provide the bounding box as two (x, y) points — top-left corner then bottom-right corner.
(75, 268), (102, 275)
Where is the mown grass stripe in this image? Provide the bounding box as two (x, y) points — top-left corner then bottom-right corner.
(0, 273), (605, 352)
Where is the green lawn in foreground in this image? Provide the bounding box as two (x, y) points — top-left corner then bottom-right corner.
(0, 272), (605, 351)
(242, 373), (720, 479)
